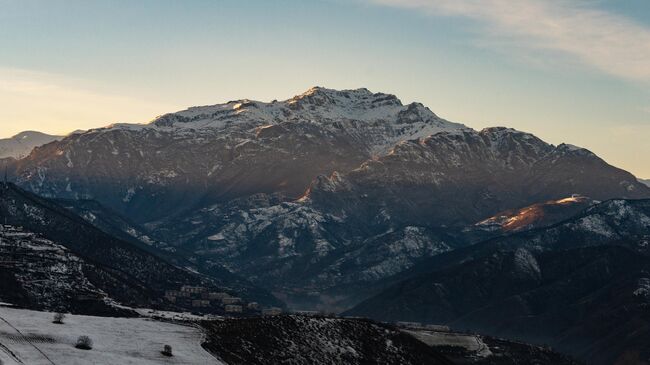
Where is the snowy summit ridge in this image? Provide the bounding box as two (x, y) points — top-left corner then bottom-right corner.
(110, 86), (467, 155)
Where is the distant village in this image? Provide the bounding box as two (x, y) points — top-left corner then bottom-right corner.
(164, 285), (282, 317)
(0, 225), (451, 332)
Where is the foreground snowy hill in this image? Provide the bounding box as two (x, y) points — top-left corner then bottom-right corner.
(0, 306), (220, 364)
(0, 131), (60, 159)
(0, 305), (580, 365)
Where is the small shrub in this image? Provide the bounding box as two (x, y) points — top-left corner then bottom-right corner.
(53, 312), (65, 324)
(161, 344), (173, 357)
(75, 336), (93, 350)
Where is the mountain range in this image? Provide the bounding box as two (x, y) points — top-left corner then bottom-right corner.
(2, 87), (650, 364)
(6, 87), (649, 311)
(346, 198), (650, 364)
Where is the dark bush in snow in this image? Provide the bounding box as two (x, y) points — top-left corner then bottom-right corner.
(162, 344), (173, 357)
(75, 335), (93, 350)
(53, 312), (65, 324)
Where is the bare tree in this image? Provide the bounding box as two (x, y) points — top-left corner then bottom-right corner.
(53, 312), (65, 324)
(75, 336), (93, 350)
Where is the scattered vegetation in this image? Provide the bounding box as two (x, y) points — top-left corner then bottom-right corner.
(53, 312), (65, 324)
(75, 335), (93, 350)
(162, 344), (173, 357)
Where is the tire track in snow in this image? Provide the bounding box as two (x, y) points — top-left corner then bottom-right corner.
(0, 315), (56, 365)
(0, 340), (25, 364)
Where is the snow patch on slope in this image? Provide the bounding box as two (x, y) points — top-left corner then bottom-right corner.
(88, 87), (467, 155)
(0, 306), (221, 365)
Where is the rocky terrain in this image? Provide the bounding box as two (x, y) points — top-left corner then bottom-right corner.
(471, 195), (595, 233)
(200, 315), (579, 365)
(346, 199), (650, 365)
(145, 128), (648, 309)
(10, 87), (465, 223)
(3, 87), (650, 363)
(0, 225), (130, 315)
(7, 87), (650, 311)
(0, 182), (280, 312)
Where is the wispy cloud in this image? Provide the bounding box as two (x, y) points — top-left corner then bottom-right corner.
(368, 0), (650, 82)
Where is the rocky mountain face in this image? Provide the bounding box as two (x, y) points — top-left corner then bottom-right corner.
(640, 178), (650, 188)
(200, 315), (579, 365)
(0, 183), (280, 311)
(302, 129), (646, 227)
(346, 199), (650, 365)
(201, 315), (453, 365)
(349, 246), (650, 365)
(145, 129), (648, 309)
(399, 198), (650, 278)
(0, 131), (61, 159)
(56, 198), (162, 248)
(470, 195), (595, 234)
(0, 224), (133, 316)
(11, 87), (463, 223)
(7, 87), (650, 311)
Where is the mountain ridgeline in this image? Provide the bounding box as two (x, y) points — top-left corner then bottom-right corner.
(7, 87), (649, 312)
(3, 87), (650, 363)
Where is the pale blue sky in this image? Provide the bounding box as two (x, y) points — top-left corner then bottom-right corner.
(1, 0), (649, 177)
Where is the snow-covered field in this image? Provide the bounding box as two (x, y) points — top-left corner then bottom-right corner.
(0, 306), (222, 365)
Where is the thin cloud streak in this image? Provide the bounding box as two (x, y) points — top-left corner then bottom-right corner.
(368, 0), (650, 82)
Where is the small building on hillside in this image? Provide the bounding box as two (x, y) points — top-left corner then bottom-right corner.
(262, 307), (282, 316)
(425, 324), (450, 332)
(208, 292), (230, 300)
(191, 299), (210, 308)
(225, 305), (243, 313)
(181, 286), (206, 294)
(165, 290), (181, 299)
(396, 321), (422, 329)
(222, 297), (241, 305)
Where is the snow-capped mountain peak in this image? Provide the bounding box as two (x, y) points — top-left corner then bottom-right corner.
(90, 87), (467, 156)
